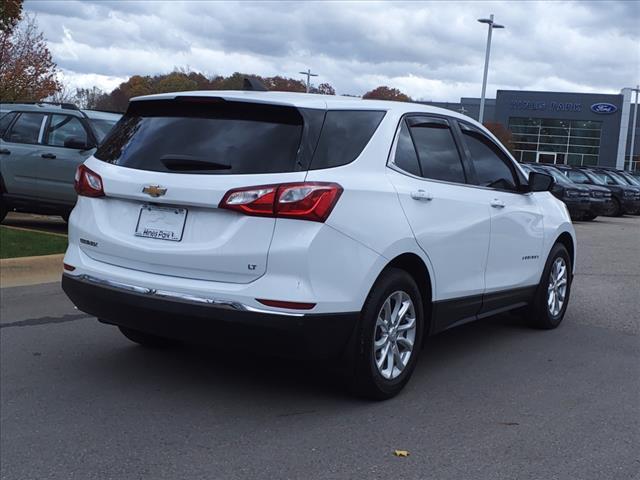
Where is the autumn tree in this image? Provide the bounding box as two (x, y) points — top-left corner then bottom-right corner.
(484, 122), (514, 153)
(311, 83), (336, 95)
(0, 0), (22, 33)
(74, 86), (107, 110)
(0, 10), (61, 102)
(363, 86), (412, 102)
(83, 70), (337, 112)
(263, 76), (306, 92)
(155, 72), (198, 93)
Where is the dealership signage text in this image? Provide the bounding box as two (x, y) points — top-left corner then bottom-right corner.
(510, 100), (584, 112)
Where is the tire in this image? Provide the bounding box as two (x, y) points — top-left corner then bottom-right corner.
(349, 268), (424, 400)
(609, 197), (622, 217)
(583, 213), (597, 221)
(524, 243), (572, 330)
(117, 325), (176, 348)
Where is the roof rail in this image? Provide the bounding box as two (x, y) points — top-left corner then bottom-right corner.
(0, 101), (81, 111)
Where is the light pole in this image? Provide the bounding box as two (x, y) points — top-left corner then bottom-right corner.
(477, 14), (504, 124)
(299, 69), (318, 93)
(628, 85), (639, 171)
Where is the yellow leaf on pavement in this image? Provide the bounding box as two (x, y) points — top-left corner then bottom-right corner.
(393, 450), (410, 457)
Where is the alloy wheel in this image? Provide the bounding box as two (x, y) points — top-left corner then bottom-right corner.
(547, 257), (568, 317)
(373, 291), (417, 380)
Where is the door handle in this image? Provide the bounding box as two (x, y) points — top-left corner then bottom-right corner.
(41, 153), (56, 159)
(490, 199), (506, 208)
(410, 190), (433, 201)
(0, 148), (10, 155)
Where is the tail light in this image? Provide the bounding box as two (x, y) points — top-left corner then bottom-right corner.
(74, 164), (105, 197)
(220, 182), (342, 222)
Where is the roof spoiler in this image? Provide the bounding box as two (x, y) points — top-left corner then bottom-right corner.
(243, 77), (268, 92)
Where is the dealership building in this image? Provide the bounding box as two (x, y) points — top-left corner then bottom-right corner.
(421, 88), (639, 171)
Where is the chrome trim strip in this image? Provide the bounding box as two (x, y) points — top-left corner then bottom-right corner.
(71, 274), (305, 317)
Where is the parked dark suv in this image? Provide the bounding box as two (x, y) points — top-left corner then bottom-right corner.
(0, 102), (121, 222)
(545, 165), (613, 219)
(520, 163), (591, 220)
(555, 165), (639, 216)
(586, 168), (640, 215)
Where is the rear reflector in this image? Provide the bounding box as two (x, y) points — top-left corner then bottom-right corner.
(63, 263), (76, 271)
(74, 164), (105, 197)
(220, 182), (342, 222)
(256, 299), (316, 310)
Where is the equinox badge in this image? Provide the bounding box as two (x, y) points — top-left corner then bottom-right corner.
(142, 185), (167, 198)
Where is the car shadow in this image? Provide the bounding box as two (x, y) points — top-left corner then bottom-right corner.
(81, 312), (536, 404)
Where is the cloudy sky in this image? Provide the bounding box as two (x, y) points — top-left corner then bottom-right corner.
(25, 0), (640, 101)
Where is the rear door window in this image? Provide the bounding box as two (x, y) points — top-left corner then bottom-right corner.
(0, 112), (17, 137)
(392, 120), (421, 176)
(309, 110), (385, 170)
(95, 99), (308, 175)
(406, 116), (467, 183)
(45, 115), (89, 148)
(4, 113), (45, 145)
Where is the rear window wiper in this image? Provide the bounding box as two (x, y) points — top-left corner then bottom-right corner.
(160, 154), (231, 171)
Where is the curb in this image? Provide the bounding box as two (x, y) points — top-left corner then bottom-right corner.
(0, 253), (64, 288)
(1, 225), (68, 238)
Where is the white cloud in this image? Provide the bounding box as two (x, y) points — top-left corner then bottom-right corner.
(25, 0), (640, 100)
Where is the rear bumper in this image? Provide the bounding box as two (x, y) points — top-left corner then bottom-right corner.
(62, 274), (359, 359)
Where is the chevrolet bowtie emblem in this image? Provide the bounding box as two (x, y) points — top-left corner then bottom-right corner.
(142, 185), (167, 197)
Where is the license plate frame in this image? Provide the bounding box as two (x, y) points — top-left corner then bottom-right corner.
(134, 205), (188, 242)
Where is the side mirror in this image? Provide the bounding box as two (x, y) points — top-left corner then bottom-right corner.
(528, 171), (555, 192)
(64, 137), (96, 150)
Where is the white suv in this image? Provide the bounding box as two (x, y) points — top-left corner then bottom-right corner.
(62, 91), (575, 398)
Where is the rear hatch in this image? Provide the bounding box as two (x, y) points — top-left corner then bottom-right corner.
(81, 97), (323, 283)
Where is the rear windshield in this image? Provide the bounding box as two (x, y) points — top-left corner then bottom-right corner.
(95, 99), (306, 175)
(95, 99), (385, 175)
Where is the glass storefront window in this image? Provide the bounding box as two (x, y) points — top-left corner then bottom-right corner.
(510, 126), (540, 134)
(508, 117), (603, 166)
(510, 117), (542, 126)
(540, 127), (569, 136)
(512, 142), (538, 151)
(567, 154), (582, 165)
(570, 146), (599, 155)
(541, 119), (570, 128)
(571, 128), (601, 138)
(539, 135), (568, 145)
(512, 135), (539, 144)
(570, 137), (600, 146)
(571, 120), (600, 129)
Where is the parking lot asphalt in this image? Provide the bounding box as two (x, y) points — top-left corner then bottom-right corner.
(1, 217), (638, 480)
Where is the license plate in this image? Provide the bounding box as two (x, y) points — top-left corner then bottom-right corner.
(135, 205), (187, 242)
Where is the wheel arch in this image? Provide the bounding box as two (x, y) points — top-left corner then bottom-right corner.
(554, 231), (575, 273)
(379, 252), (434, 336)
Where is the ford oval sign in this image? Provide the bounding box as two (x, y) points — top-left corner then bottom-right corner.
(590, 102), (618, 114)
